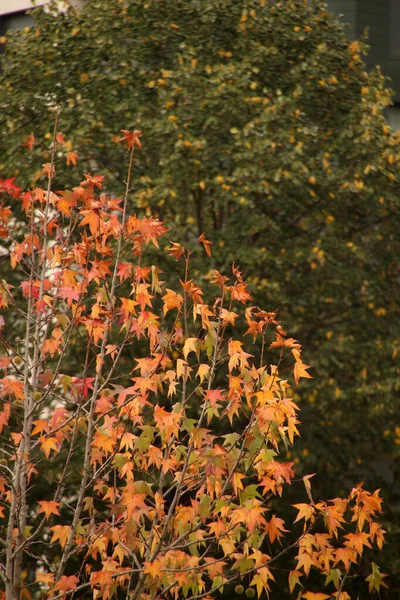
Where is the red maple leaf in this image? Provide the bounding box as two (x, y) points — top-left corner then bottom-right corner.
(57, 287), (81, 306)
(203, 389), (225, 408)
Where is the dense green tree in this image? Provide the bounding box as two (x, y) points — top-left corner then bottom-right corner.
(0, 0), (399, 594)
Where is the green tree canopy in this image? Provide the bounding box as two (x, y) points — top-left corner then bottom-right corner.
(1, 0), (399, 593)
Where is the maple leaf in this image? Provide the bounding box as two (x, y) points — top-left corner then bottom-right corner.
(168, 241), (185, 260)
(144, 559), (164, 580)
(117, 262), (132, 282)
(0, 357), (12, 370)
(42, 162), (55, 178)
(369, 521), (386, 549)
(40, 436), (59, 458)
(265, 515), (288, 544)
(320, 499), (347, 537)
(54, 575), (79, 593)
(37, 500), (60, 519)
(21, 134), (35, 152)
(126, 215), (168, 249)
(57, 287), (81, 307)
(266, 461), (295, 485)
(147, 445), (163, 468)
(295, 551), (317, 577)
(250, 567), (275, 598)
(35, 571), (55, 587)
(50, 525), (71, 548)
(208, 520), (227, 540)
(56, 133), (67, 145)
(30, 418), (48, 436)
(79, 209), (105, 237)
(154, 404), (182, 440)
(293, 503), (315, 527)
(118, 129), (142, 150)
(203, 389), (225, 408)
(211, 270), (229, 290)
(303, 474), (315, 504)
(197, 363), (210, 383)
(288, 570), (303, 594)
(162, 289), (183, 315)
(90, 569), (114, 595)
(332, 593), (351, 600)
(232, 472), (245, 496)
(81, 173), (105, 189)
(344, 532), (372, 555)
(182, 337), (199, 360)
(0, 177), (22, 198)
(55, 190), (77, 217)
(228, 281), (252, 304)
(231, 500), (268, 533)
(220, 309), (238, 326)
(301, 594), (331, 600)
(334, 546), (357, 571)
(198, 232), (212, 257)
(72, 377), (95, 399)
(42, 337), (63, 358)
(365, 562), (388, 594)
(0, 377), (24, 400)
(66, 150), (79, 166)
(176, 359), (191, 380)
(294, 360), (313, 385)
(0, 404), (11, 434)
(180, 279), (204, 305)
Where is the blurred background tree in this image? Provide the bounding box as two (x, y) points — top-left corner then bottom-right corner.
(0, 0), (399, 595)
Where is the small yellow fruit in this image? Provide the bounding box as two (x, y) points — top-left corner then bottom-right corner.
(235, 585), (244, 595)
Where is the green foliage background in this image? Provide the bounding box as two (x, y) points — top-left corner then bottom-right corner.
(0, 0), (399, 595)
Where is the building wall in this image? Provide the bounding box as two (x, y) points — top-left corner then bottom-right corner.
(326, 0), (358, 39)
(327, 0), (400, 112)
(0, 0), (84, 16)
(0, 0), (46, 15)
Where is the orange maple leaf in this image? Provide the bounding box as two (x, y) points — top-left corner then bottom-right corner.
(162, 289), (183, 315)
(40, 436), (59, 458)
(55, 133), (66, 146)
(118, 129), (142, 150)
(54, 575), (79, 593)
(66, 151), (79, 167)
(198, 233), (212, 257)
(293, 503), (315, 526)
(21, 134), (35, 152)
(0, 377), (24, 400)
(144, 559), (164, 580)
(35, 571), (55, 587)
(231, 500), (268, 533)
(168, 241), (185, 260)
(37, 500), (60, 519)
(50, 525), (71, 548)
(334, 546), (357, 571)
(344, 532), (372, 555)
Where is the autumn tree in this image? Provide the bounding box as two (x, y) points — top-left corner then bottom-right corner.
(0, 126), (387, 600)
(0, 0), (399, 592)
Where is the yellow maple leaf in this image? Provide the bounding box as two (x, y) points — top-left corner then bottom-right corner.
(294, 360), (312, 385)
